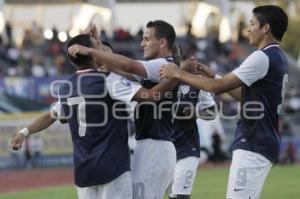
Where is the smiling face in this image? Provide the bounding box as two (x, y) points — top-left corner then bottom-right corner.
(247, 15), (266, 48)
(140, 27), (161, 59)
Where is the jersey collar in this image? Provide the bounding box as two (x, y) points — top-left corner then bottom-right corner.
(76, 68), (97, 74)
(261, 43), (280, 50)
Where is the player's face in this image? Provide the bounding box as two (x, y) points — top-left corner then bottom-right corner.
(247, 15), (264, 48)
(140, 27), (161, 59)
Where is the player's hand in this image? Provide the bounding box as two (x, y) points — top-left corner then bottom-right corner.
(81, 24), (102, 46)
(182, 106), (194, 116)
(81, 24), (97, 38)
(181, 57), (198, 73)
(160, 63), (180, 79)
(80, 24), (91, 35)
(68, 44), (93, 57)
(11, 133), (25, 151)
(195, 63), (215, 78)
(89, 24), (98, 41)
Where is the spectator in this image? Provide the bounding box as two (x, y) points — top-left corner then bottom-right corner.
(281, 141), (297, 164)
(31, 57), (46, 77)
(5, 21), (13, 45)
(27, 135), (44, 168)
(210, 132), (227, 163)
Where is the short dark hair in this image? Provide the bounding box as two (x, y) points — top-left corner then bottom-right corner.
(253, 5), (288, 41)
(146, 20), (176, 49)
(67, 34), (96, 69)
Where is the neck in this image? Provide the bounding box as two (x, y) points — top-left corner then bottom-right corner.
(257, 37), (278, 49)
(156, 49), (172, 58)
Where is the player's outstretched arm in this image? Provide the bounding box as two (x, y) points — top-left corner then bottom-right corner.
(68, 44), (147, 78)
(11, 111), (57, 151)
(192, 62), (242, 101)
(133, 78), (178, 102)
(160, 63), (242, 96)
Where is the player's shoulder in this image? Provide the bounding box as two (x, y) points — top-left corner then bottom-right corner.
(244, 50), (269, 65)
(58, 74), (75, 92)
(250, 49), (268, 58)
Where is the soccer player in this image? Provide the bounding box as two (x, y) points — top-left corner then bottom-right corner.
(160, 5), (288, 199)
(169, 45), (216, 199)
(69, 20), (179, 199)
(11, 35), (139, 199)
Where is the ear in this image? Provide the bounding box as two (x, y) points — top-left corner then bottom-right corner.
(263, 24), (270, 34)
(159, 38), (168, 49)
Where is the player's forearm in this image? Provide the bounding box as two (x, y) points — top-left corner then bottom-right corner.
(111, 68), (137, 82)
(177, 70), (225, 95)
(227, 87), (242, 101)
(134, 79), (178, 102)
(213, 74), (241, 101)
(26, 112), (56, 136)
(91, 49), (146, 78)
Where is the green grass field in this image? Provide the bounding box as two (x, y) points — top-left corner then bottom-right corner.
(1, 164), (299, 199)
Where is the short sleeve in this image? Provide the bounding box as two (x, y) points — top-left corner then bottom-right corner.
(106, 73), (142, 103)
(138, 58), (169, 83)
(232, 50), (269, 86)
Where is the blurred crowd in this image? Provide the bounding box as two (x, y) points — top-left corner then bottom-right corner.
(0, 22), (75, 77)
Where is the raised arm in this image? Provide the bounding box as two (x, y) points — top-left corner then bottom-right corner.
(68, 44), (148, 78)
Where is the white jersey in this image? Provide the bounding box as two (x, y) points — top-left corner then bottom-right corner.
(106, 72), (142, 103)
(133, 58), (172, 83)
